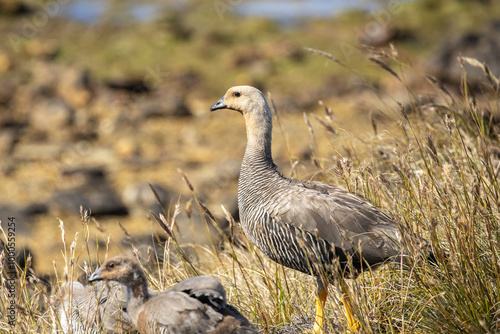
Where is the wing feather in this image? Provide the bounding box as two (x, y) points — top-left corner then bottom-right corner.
(267, 178), (402, 263)
(142, 291), (221, 333)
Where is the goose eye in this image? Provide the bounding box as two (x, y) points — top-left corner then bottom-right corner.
(233, 92), (241, 98)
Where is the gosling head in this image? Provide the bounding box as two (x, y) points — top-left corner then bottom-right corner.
(88, 255), (144, 285)
(210, 86), (270, 117)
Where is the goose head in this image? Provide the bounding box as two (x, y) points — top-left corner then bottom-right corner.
(210, 86), (271, 117)
(211, 86), (273, 144)
(88, 255), (144, 285)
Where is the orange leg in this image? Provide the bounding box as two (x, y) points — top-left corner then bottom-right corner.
(340, 280), (360, 332)
(312, 282), (328, 333)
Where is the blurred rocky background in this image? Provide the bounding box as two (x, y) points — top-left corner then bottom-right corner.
(0, 0), (499, 274)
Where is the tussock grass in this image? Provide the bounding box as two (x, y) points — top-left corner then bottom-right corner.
(1, 50), (500, 333)
(302, 47), (500, 333)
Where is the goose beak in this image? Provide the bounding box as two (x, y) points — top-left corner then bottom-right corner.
(88, 267), (103, 282)
(210, 96), (227, 111)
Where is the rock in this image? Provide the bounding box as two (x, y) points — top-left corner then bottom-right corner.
(25, 61), (60, 98)
(30, 98), (74, 133)
(60, 167), (105, 184)
(0, 129), (17, 156)
(24, 62), (92, 111)
(0, 202), (47, 235)
(12, 142), (66, 161)
(105, 77), (150, 94)
(50, 168), (128, 216)
(56, 67), (93, 109)
(25, 39), (59, 59)
(0, 78), (17, 105)
(0, 0), (32, 15)
(113, 137), (140, 159)
(138, 93), (192, 118)
(429, 20), (500, 88)
(122, 183), (174, 216)
(168, 69), (201, 91)
(0, 52), (12, 73)
(51, 186), (128, 217)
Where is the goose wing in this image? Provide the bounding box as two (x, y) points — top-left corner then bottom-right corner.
(267, 178), (402, 263)
(140, 291), (222, 334)
(170, 275), (226, 309)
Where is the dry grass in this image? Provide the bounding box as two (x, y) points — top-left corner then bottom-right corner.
(1, 49), (500, 333)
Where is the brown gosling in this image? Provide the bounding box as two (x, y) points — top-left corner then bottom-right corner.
(88, 254), (257, 334)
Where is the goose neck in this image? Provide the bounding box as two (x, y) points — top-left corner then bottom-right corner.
(127, 277), (149, 306)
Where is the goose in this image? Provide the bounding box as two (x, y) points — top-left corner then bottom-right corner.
(88, 254), (256, 334)
(210, 85), (438, 332)
(53, 280), (133, 333)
